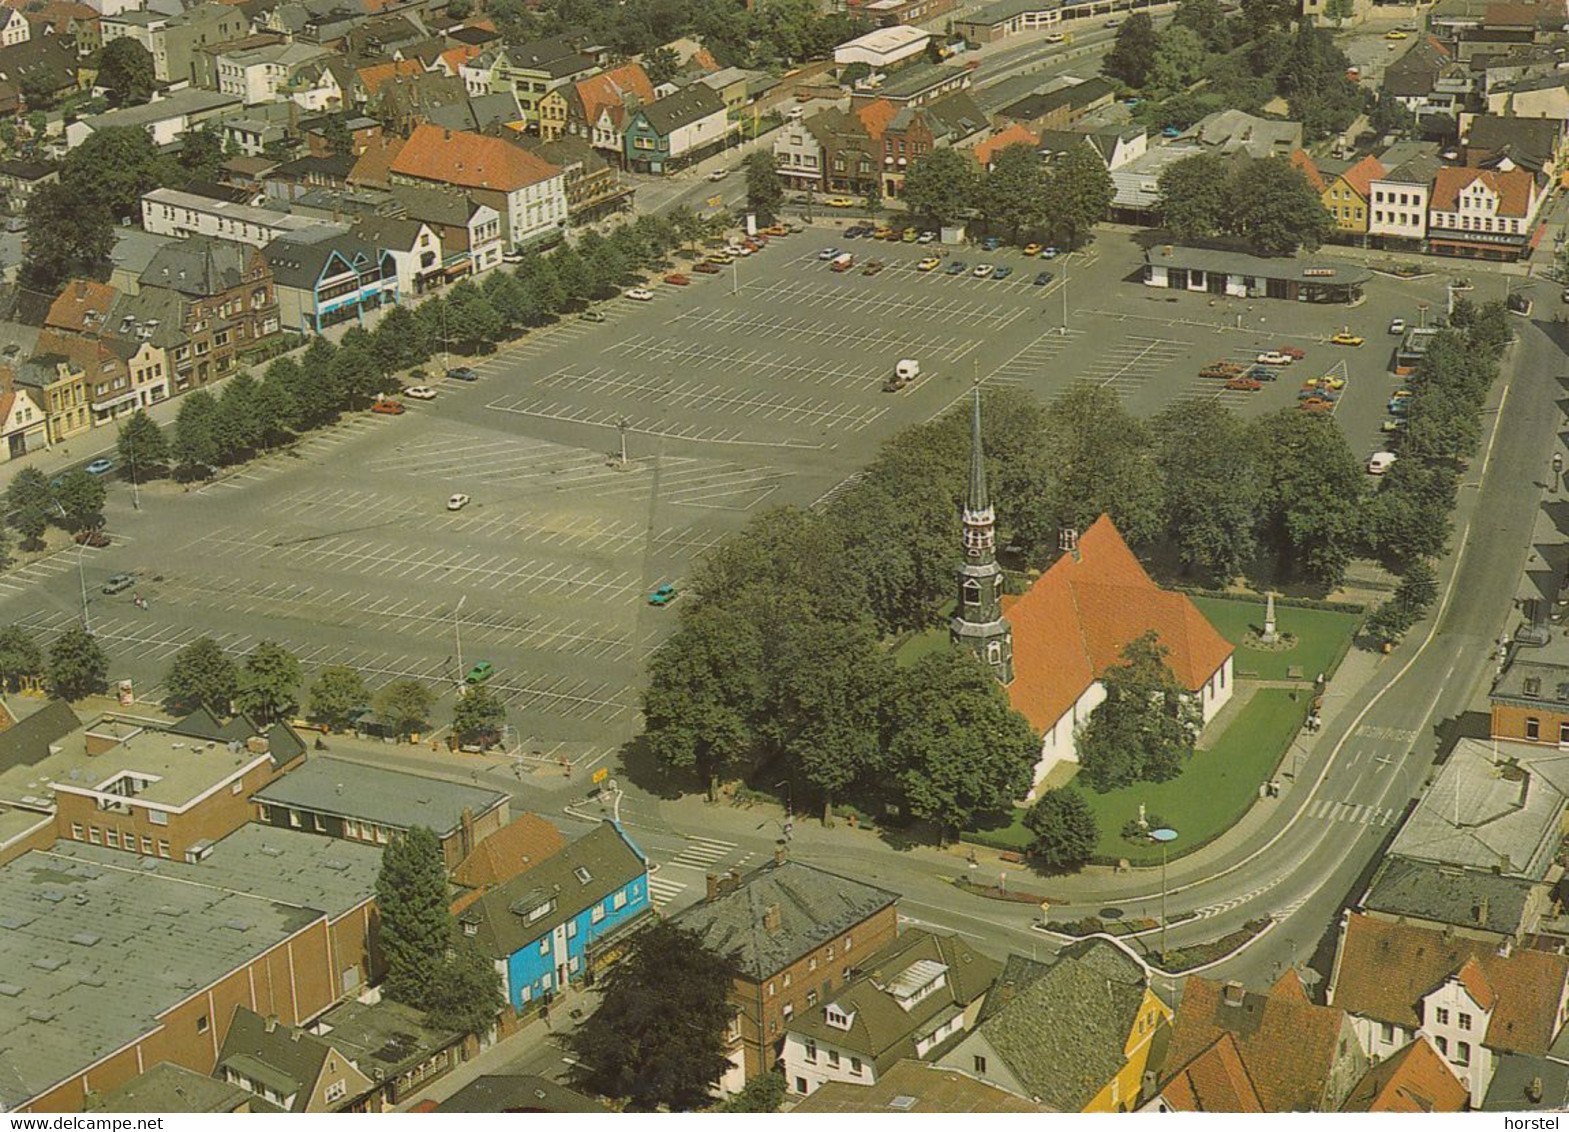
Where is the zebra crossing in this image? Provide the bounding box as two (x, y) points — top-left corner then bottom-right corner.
(647, 871), (688, 908)
(1305, 798), (1396, 826)
(665, 835), (739, 872)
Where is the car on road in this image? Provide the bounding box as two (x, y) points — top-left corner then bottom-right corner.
(402, 385), (437, 400)
(1104, 16), (1122, 25)
(1045, 30), (1065, 41)
(765, 224), (789, 236)
(447, 493), (470, 511)
(664, 272), (691, 285)
(817, 247), (840, 260)
(918, 256), (941, 271)
(647, 584), (678, 607)
(692, 261), (721, 274)
(944, 261), (968, 275)
(992, 265), (1012, 280)
(826, 196), (855, 208)
(74, 528), (110, 547)
(1388, 318), (1407, 334)
(625, 287), (654, 301)
(972, 263), (995, 278)
(1226, 375), (1262, 391)
(708, 168), (729, 181)
(447, 366), (479, 381)
(1330, 331), (1365, 346)
(1033, 270), (1054, 286)
(1256, 350), (1293, 365)
(579, 309), (607, 322)
(371, 399), (405, 414)
(1389, 397), (1411, 415)
(85, 457), (115, 476)
(861, 259), (885, 275)
(464, 660), (494, 684)
(1561, 287), (1569, 304)
(872, 226), (894, 239)
(102, 573), (134, 595)
(1385, 28), (1407, 38)
(1023, 243), (1043, 256)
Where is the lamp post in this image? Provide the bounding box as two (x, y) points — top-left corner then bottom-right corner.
(53, 500), (90, 632)
(1151, 827), (1178, 966)
(453, 594), (466, 690)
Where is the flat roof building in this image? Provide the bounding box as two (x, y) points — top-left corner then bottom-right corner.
(833, 25), (931, 69)
(1143, 244), (1371, 303)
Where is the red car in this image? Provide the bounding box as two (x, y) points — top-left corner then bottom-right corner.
(371, 399), (405, 415)
(1278, 345), (1307, 360)
(692, 261), (721, 274)
(664, 272), (691, 285)
(1225, 375), (1262, 391)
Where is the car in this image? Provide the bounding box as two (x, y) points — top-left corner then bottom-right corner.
(371, 399), (405, 414)
(84, 457), (115, 476)
(1256, 351), (1293, 365)
(765, 224), (789, 236)
(1199, 361), (1245, 379)
(708, 168), (729, 181)
(692, 261), (721, 274)
(1104, 16), (1122, 25)
(1388, 397), (1411, 414)
(917, 256), (941, 271)
(1033, 270), (1055, 286)
(1226, 375), (1262, 391)
(664, 273), (691, 285)
(1040, 246), (1059, 259)
(1319, 374), (1346, 390)
(446, 366), (479, 381)
(1300, 396), (1335, 413)
(102, 573), (134, 595)
(872, 226), (894, 239)
(843, 226), (864, 239)
(982, 236), (1002, 251)
(1385, 28), (1408, 38)
(402, 385), (437, 400)
(1045, 30), (1065, 42)
(1368, 451), (1397, 474)
(944, 261), (968, 275)
(1023, 243), (1043, 256)
(1244, 365), (1277, 381)
(1298, 386), (1338, 401)
(706, 252), (733, 264)
(725, 243), (753, 257)
(1387, 318), (1407, 335)
(1392, 388), (1413, 400)
(625, 287), (654, 301)
(501, 250), (525, 264)
(817, 247), (840, 260)
(918, 231), (937, 243)
(1329, 331), (1365, 346)
(74, 528), (110, 547)
(1162, 125), (1182, 138)
(1561, 287), (1569, 304)
(647, 584), (678, 607)
(972, 264), (995, 278)
(1381, 419), (1403, 433)
(464, 661), (494, 684)
(1278, 345), (1307, 360)
(826, 196), (856, 208)
(447, 493), (471, 511)
(902, 229), (919, 242)
(579, 309), (607, 322)
(992, 265), (1012, 281)
(861, 259), (885, 275)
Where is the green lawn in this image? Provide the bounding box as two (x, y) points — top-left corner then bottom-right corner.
(1189, 596), (1361, 682)
(894, 625), (950, 668)
(967, 689), (1310, 865)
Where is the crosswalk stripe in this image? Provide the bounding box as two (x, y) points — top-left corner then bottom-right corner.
(687, 836), (737, 849)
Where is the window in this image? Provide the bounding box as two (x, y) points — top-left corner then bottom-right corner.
(1455, 1041), (1470, 1066)
(1459, 1012), (1472, 1030)
(567, 921), (578, 939)
(807, 991), (818, 1008)
(795, 1077), (808, 1094)
(197, 1015), (210, 1034)
(1436, 1008), (1450, 1025)
(973, 1055), (987, 1074)
(105, 829), (119, 848)
(141, 836), (153, 853)
(288, 809), (303, 828)
(324, 1080), (346, 1103)
(782, 1003), (794, 1020)
(71, 823), (83, 840)
(844, 935), (852, 951)
(784, 973), (792, 988)
(767, 981), (776, 998)
(613, 890), (627, 911)
(1435, 1036), (1448, 1056)
(804, 1039), (817, 1063)
(850, 1056), (863, 1076)
(809, 957), (817, 972)
(1380, 1022), (1395, 1043)
(158, 840), (169, 857)
(1527, 716), (1541, 740)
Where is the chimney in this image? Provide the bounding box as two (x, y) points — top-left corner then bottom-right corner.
(245, 734), (270, 755)
(998, 980), (1015, 1005)
(1475, 897), (1489, 925)
(762, 903), (782, 934)
(1222, 981), (1245, 1007)
(706, 873), (720, 901)
(460, 805), (475, 857)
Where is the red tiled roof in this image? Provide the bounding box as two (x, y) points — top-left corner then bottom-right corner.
(452, 813), (567, 890)
(573, 62), (654, 129)
(1290, 149), (1325, 193)
(1454, 956), (1496, 1012)
(1340, 153), (1386, 199)
(438, 43), (484, 74)
(854, 98), (897, 141)
(357, 57), (425, 95)
(1429, 165), (1536, 217)
(1341, 1037), (1468, 1113)
(348, 133), (405, 188)
(391, 123), (561, 192)
(973, 123), (1039, 166)
(686, 46), (719, 74)
(1161, 1032), (1265, 1112)
(1001, 515), (1233, 734)
(44, 279), (118, 335)
(1166, 973), (1349, 1113)
(1331, 913), (1569, 1055)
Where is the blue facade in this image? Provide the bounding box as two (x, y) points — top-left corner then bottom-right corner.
(624, 112), (670, 174)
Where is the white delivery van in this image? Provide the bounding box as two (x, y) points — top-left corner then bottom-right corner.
(885, 359), (921, 392)
(1367, 451), (1397, 475)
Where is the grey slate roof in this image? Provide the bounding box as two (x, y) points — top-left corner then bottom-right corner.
(636, 82), (725, 135)
(1466, 113), (1561, 171)
(423, 91), (522, 132)
(350, 214), (427, 250)
(505, 36), (592, 78)
(671, 860), (899, 980)
(311, 998), (461, 1084)
(89, 1062), (263, 1113)
(218, 1007), (334, 1112)
(165, 707), (306, 765)
(1481, 1053), (1569, 1111)
(253, 754), (506, 836)
(461, 821), (647, 958)
(969, 939), (1149, 1111)
(139, 236), (253, 298)
(956, 0), (1058, 26)
(435, 1074), (608, 1112)
(1361, 855), (1536, 937)
(392, 183), (485, 227)
(77, 89), (241, 133)
(0, 700), (79, 776)
(999, 76), (1115, 122)
(877, 62), (968, 100)
(260, 228), (371, 291)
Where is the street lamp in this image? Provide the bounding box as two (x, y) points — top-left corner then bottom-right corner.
(453, 594), (466, 690)
(52, 500), (90, 632)
(1151, 827), (1178, 966)
(773, 778), (792, 817)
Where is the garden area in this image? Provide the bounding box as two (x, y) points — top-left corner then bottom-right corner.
(1189, 595), (1361, 681)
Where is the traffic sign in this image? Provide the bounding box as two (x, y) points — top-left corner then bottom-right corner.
(592, 767), (609, 784)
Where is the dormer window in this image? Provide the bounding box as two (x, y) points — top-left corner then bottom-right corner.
(825, 1004), (854, 1030)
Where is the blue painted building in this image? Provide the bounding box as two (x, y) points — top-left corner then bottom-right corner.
(460, 820), (652, 1010)
(623, 84), (728, 174)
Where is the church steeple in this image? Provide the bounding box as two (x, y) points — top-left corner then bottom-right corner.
(951, 386), (1014, 685)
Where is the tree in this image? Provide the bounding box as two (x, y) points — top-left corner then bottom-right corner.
(163, 636), (240, 715)
(1251, 408), (1364, 588)
(214, 371), (264, 457)
(1276, 19), (1363, 141)
(173, 389), (221, 474)
(319, 113), (356, 157)
(116, 410), (169, 481)
(96, 38), (157, 106)
(1152, 400), (1260, 583)
(1042, 143), (1113, 249)
(1323, 0), (1355, 26)
(1024, 786), (1099, 871)
(53, 469), (105, 532)
(62, 127), (174, 222)
(299, 337), (343, 424)
(234, 639), (301, 723)
(1368, 91), (1415, 138)
(567, 921), (736, 1111)
(549, 245), (593, 305)
(309, 665), (368, 731)
(1103, 12), (1159, 87)
(1156, 151), (1230, 243)
(1228, 157), (1334, 256)
(1149, 25), (1207, 93)
(21, 180), (115, 290)
(19, 71), (60, 112)
(376, 826), (454, 1007)
(743, 150), (784, 224)
(719, 1073), (787, 1113)
(423, 939), (504, 1036)
(327, 339), (384, 405)
(1395, 558), (1438, 616)
(261, 356), (308, 437)
(375, 677), (435, 739)
(863, 172), (883, 219)
(886, 651), (1038, 843)
(902, 147), (977, 226)
(0, 625), (44, 691)
(1173, 0), (1230, 51)
(644, 45), (681, 85)
(370, 303), (427, 374)
(1075, 632), (1202, 791)
(48, 626), (108, 700)
(6, 466), (52, 548)
(451, 683), (505, 744)
(979, 143), (1048, 240)
(1367, 456), (1454, 569)
(177, 124), (224, 180)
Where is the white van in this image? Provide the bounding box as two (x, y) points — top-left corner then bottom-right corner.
(1367, 451), (1397, 475)
(885, 359), (921, 392)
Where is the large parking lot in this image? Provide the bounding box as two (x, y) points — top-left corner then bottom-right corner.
(0, 222), (1495, 759)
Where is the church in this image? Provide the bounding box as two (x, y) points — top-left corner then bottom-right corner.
(950, 391), (1236, 795)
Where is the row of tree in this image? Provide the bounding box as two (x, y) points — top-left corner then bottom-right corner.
(0, 623), (107, 700)
(1158, 151), (1333, 256)
(2, 464), (106, 550)
(901, 143), (1115, 248)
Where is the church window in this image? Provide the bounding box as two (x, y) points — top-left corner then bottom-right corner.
(963, 579), (981, 606)
(987, 641), (1002, 664)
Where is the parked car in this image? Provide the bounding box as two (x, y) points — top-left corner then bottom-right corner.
(944, 261), (968, 275)
(918, 256), (941, 272)
(464, 660), (494, 683)
(817, 247), (840, 260)
(918, 231), (937, 243)
(1244, 365), (1277, 381)
(1278, 345), (1307, 360)
(371, 399), (405, 415)
(972, 264), (995, 278)
(765, 224), (789, 236)
(102, 573), (134, 595)
(447, 493), (471, 511)
(1033, 270), (1055, 286)
(664, 273), (691, 285)
(826, 196), (855, 207)
(992, 266), (1012, 280)
(647, 584), (678, 607)
(85, 457), (115, 476)
(74, 528), (110, 547)
(692, 261), (722, 274)
(1226, 375), (1262, 391)
(861, 259), (885, 275)
(1256, 350), (1293, 366)
(447, 367), (479, 381)
(1023, 243), (1043, 256)
(982, 236), (1002, 251)
(1298, 387), (1338, 401)
(1040, 247), (1060, 259)
(843, 226), (864, 239)
(402, 386), (437, 400)
(1388, 318), (1407, 335)
(902, 229), (919, 242)
(1199, 361), (1244, 378)
(1045, 30), (1065, 41)
(579, 310), (607, 322)
(1330, 331), (1364, 346)
(1367, 451), (1397, 474)
(625, 287), (654, 301)
(706, 252), (733, 264)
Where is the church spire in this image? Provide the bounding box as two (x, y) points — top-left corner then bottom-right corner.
(951, 385), (1014, 685)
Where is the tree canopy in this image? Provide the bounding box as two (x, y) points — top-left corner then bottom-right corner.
(1075, 632), (1201, 792)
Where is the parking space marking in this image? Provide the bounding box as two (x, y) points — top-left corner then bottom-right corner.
(985, 328), (1086, 388)
(750, 278), (1024, 330)
(1074, 335), (1191, 396)
(605, 335), (884, 389)
(667, 307), (978, 363)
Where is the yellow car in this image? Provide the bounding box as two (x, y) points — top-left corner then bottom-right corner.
(1023, 243), (1043, 256)
(917, 256), (941, 271)
(1385, 29), (1408, 38)
(706, 252), (733, 265)
(1393, 388), (1414, 400)
(872, 226), (894, 239)
(1329, 332), (1364, 346)
(826, 196), (855, 208)
(1319, 374), (1346, 390)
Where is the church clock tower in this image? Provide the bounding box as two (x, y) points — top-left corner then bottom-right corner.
(950, 386), (1014, 685)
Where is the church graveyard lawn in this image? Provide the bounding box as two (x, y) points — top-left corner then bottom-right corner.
(967, 689), (1310, 866)
(1188, 597), (1362, 683)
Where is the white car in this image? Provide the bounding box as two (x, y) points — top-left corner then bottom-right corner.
(1256, 351), (1292, 366)
(1388, 318), (1407, 335)
(818, 247), (841, 260)
(1045, 30), (1065, 42)
(402, 385), (437, 400)
(625, 287), (654, 301)
(708, 168), (729, 181)
(447, 493), (471, 511)
(918, 230), (937, 243)
(726, 243), (754, 257)
(972, 264), (995, 278)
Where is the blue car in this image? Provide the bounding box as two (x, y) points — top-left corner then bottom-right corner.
(647, 584), (678, 607)
(944, 261), (968, 275)
(992, 266), (1012, 281)
(447, 367), (480, 382)
(85, 458), (115, 476)
(982, 236), (1002, 251)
